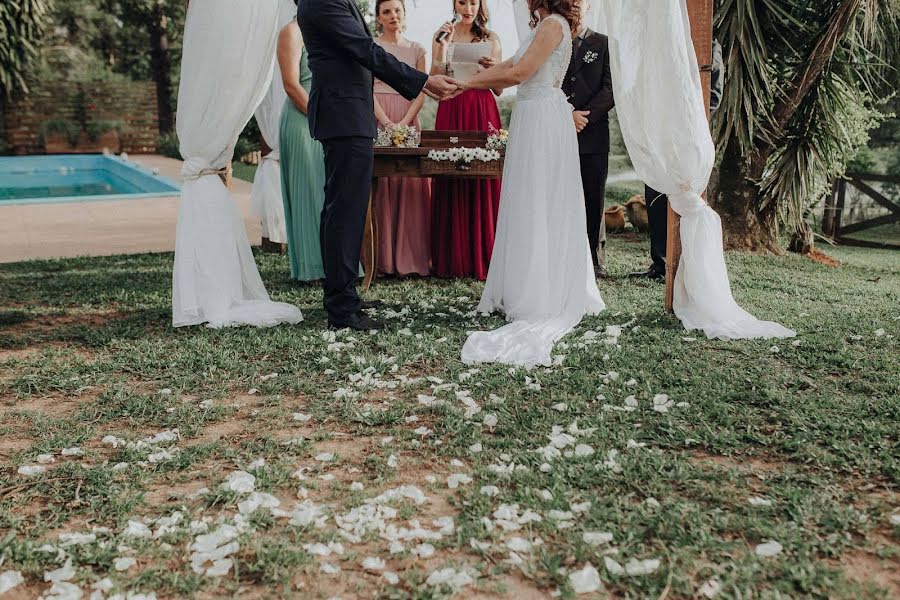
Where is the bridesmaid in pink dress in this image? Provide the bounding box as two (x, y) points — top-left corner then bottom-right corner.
(430, 0), (503, 280)
(372, 0), (431, 276)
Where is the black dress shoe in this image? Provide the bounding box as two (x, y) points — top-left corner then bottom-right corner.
(328, 311), (384, 331)
(594, 265), (609, 279)
(360, 299), (384, 311)
(628, 266), (665, 281)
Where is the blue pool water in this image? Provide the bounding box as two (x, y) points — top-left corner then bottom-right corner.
(0, 154), (180, 205)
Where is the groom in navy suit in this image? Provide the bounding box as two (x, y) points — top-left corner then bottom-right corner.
(297, 0), (457, 330)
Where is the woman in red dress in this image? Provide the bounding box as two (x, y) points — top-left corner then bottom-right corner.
(430, 0), (503, 280)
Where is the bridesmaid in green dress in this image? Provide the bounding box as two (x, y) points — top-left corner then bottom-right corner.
(277, 15), (324, 281)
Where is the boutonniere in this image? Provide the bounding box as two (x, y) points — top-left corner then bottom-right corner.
(583, 50), (599, 64)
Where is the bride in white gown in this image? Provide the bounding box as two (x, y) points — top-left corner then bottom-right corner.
(457, 0), (604, 368)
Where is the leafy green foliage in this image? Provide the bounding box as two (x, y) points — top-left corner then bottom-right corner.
(0, 0), (50, 98)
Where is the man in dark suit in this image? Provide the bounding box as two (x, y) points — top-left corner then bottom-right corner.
(562, 26), (614, 279)
(630, 40), (724, 282)
(297, 0), (457, 330)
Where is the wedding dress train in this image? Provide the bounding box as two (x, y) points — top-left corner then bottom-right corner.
(461, 14), (605, 368)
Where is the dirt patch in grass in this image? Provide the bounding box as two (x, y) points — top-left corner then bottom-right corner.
(839, 546), (900, 598)
(1, 391), (88, 419)
(687, 449), (785, 475)
(0, 310), (125, 337)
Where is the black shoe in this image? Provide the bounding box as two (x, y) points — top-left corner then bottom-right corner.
(628, 266), (665, 281)
(360, 299), (384, 311)
(328, 312), (384, 331)
(594, 265), (609, 279)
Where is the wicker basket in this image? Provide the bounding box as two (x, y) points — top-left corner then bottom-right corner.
(420, 157), (503, 177)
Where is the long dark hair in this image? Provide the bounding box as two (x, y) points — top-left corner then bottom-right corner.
(374, 0), (406, 35)
(527, 0), (582, 34)
(453, 0), (492, 42)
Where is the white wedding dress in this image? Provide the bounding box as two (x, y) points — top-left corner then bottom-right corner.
(461, 14), (605, 368)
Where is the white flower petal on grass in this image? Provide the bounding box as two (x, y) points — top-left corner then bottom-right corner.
(44, 559), (76, 583)
(699, 578), (722, 598)
(875, 328), (885, 337)
(582, 531), (614, 546)
(506, 537), (532, 553)
(652, 394), (673, 413)
(469, 442), (483, 453)
(293, 413), (312, 422)
(470, 539), (491, 552)
(362, 557), (385, 572)
(755, 540), (783, 557)
(568, 563), (602, 594)
(319, 562), (340, 575)
(483, 413), (498, 428)
(387, 454), (399, 469)
(114, 557), (136, 571)
(447, 474), (473, 489)
(350, 482), (365, 492)
(61, 447), (83, 456)
(625, 378), (638, 387)
(425, 568), (475, 590)
(18, 464), (46, 477)
(418, 395), (443, 407)
(624, 395), (638, 410)
(574, 444), (594, 458)
(890, 514), (900, 526)
(59, 533), (96, 547)
(238, 492), (281, 515)
(384, 571), (400, 585)
(315, 452), (335, 462)
(748, 496), (773, 507)
(204, 558), (233, 577)
(414, 543), (435, 558)
(42, 581), (83, 600)
(247, 388), (259, 395)
(604, 556), (624, 575)
(123, 520), (152, 539)
(624, 558), (660, 576)
(480, 485), (500, 497)
(221, 471), (255, 494)
(413, 427), (432, 436)
(0, 570), (24, 594)
(552, 403), (568, 412)
(37, 454), (56, 464)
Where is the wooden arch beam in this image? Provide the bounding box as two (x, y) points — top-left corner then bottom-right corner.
(665, 0), (714, 312)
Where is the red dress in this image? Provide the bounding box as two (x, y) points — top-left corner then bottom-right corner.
(431, 89), (502, 280)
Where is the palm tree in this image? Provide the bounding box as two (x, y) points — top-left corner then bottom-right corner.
(709, 0), (900, 253)
(0, 0), (49, 99)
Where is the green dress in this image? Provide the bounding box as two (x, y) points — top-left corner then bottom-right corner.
(280, 48), (325, 281)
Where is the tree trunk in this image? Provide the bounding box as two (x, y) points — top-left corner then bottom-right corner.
(149, 4), (174, 134)
(788, 220), (814, 254)
(709, 136), (783, 254)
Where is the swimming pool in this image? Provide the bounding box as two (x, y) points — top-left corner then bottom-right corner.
(0, 154), (181, 205)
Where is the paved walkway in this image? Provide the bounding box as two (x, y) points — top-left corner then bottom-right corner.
(0, 155), (261, 264)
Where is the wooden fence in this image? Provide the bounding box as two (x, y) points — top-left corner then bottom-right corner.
(823, 172), (900, 249)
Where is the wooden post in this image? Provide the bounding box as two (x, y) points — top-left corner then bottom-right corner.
(665, 0), (714, 312)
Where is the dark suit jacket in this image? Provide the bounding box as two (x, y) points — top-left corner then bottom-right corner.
(297, 0), (428, 140)
(561, 29), (614, 155)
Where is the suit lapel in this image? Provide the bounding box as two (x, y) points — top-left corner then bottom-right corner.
(569, 29), (596, 78)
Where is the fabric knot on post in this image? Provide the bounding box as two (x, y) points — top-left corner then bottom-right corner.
(181, 158), (229, 181)
(668, 190), (707, 217)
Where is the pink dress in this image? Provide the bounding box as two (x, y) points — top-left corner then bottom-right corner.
(373, 40), (432, 276)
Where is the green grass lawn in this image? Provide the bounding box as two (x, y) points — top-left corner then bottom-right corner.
(0, 236), (897, 599)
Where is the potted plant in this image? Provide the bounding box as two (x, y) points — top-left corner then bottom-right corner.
(39, 119), (82, 153)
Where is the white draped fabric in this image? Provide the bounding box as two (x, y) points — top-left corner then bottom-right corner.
(173, 0), (303, 328)
(250, 0), (296, 244)
(580, 0), (794, 340)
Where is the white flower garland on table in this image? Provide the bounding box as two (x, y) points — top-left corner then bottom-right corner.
(427, 147), (501, 163)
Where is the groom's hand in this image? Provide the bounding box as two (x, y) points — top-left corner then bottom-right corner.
(424, 74), (459, 101)
(573, 110), (590, 133)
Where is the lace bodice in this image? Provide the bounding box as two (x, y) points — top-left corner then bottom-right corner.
(513, 14), (572, 100)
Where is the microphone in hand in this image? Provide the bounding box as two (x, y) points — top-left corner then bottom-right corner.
(436, 14), (462, 43)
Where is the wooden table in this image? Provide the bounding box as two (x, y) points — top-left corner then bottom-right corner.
(362, 130), (504, 290)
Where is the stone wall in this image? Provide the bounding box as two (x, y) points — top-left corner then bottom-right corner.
(3, 81), (159, 155)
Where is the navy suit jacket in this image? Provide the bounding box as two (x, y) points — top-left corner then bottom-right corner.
(297, 0), (428, 140)
(561, 29), (614, 155)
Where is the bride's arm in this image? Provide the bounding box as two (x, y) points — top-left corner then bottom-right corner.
(460, 19), (564, 92)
